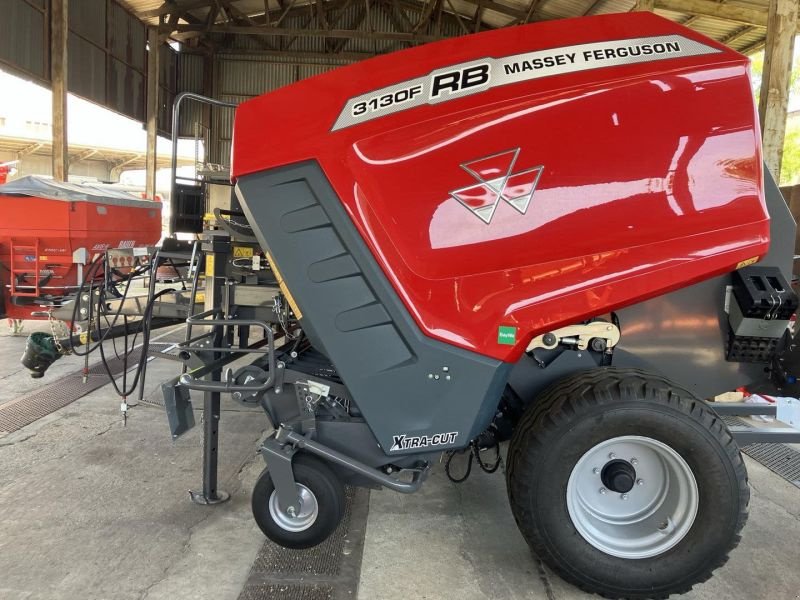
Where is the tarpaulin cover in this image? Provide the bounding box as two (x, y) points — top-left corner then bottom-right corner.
(0, 176), (157, 209)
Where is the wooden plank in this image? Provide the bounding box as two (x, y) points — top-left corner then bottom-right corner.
(145, 28), (159, 199)
(655, 0), (767, 27)
(759, 0), (798, 179)
(637, 0), (655, 11)
(142, 0), (216, 18)
(50, 0), (68, 182)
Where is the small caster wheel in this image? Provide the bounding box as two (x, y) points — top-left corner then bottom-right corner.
(252, 453), (345, 549)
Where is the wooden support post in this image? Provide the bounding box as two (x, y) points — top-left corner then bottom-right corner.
(50, 0), (68, 182)
(637, 0), (655, 11)
(758, 0), (798, 180)
(146, 27), (160, 199)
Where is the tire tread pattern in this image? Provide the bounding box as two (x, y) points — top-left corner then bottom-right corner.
(506, 367), (749, 599)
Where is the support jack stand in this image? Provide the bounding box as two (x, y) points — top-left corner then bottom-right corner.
(189, 378), (231, 506)
(189, 489), (230, 505)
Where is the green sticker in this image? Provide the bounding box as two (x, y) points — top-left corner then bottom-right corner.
(497, 325), (517, 345)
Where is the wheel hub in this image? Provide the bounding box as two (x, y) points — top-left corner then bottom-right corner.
(601, 459), (636, 493)
(268, 483), (319, 533)
(566, 435), (699, 559)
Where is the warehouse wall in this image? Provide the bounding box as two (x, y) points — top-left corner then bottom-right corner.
(1, 0), (461, 168)
(0, 0), (149, 125)
(206, 5), (464, 165)
(209, 55), (346, 165)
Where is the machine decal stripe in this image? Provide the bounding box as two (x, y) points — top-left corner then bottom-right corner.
(332, 34), (720, 130)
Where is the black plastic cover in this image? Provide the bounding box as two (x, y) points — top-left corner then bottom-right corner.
(732, 266), (797, 320)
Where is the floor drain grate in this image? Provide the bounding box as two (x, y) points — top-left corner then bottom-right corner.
(239, 487), (369, 600)
(0, 344), (169, 435)
(239, 584), (334, 600)
(723, 416), (800, 489)
(740, 443), (800, 489)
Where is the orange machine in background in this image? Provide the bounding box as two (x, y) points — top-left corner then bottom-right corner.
(0, 176), (161, 321)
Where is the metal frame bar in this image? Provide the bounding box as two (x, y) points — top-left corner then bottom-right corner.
(177, 309), (277, 394)
(273, 425), (430, 493)
(169, 92), (238, 235)
(709, 401), (800, 444)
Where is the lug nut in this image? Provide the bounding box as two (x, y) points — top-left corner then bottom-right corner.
(631, 458), (638, 465)
(608, 452), (616, 459)
(621, 493), (629, 500)
(637, 479), (644, 486)
(287, 506), (297, 517)
(593, 467), (600, 475)
(599, 488), (607, 495)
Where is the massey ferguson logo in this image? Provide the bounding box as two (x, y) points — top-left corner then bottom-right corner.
(390, 431), (459, 452)
(450, 148), (543, 224)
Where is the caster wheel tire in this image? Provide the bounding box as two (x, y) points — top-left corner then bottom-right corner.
(507, 367), (749, 599)
(252, 453), (345, 549)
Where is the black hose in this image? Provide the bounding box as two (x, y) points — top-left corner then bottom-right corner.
(96, 287), (175, 398)
(444, 429), (502, 484)
(69, 255), (143, 356)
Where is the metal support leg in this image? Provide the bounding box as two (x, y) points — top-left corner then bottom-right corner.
(189, 381), (229, 504)
(189, 240), (231, 505)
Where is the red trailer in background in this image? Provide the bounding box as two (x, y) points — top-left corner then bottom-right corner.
(0, 163), (14, 184)
(0, 176), (161, 321)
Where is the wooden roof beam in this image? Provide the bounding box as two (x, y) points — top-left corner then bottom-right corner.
(167, 23), (445, 42)
(654, 0), (766, 27)
(758, 0), (798, 178)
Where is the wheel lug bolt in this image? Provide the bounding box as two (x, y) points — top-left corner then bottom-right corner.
(637, 479), (644, 486)
(599, 488), (607, 495)
(631, 458), (638, 465)
(608, 452), (616, 459)
(621, 493), (629, 500)
(593, 468), (600, 475)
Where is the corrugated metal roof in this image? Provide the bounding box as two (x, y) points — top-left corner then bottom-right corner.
(118, 0), (771, 54)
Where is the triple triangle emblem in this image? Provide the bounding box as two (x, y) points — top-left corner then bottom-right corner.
(450, 148), (543, 224)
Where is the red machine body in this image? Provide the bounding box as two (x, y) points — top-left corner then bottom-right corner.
(0, 177), (161, 320)
(232, 12), (767, 362)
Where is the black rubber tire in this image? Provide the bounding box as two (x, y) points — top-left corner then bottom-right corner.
(506, 367), (749, 599)
(252, 453), (345, 549)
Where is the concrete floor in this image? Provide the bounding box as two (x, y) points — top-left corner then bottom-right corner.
(1, 322), (800, 600)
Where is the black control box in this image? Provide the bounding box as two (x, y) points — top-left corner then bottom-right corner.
(731, 266), (797, 321)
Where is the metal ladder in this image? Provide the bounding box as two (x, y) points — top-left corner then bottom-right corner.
(9, 239), (41, 298)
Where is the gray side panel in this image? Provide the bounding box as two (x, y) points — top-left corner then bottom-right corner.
(613, 165), (797, 399)
(236, 162), (511, 456)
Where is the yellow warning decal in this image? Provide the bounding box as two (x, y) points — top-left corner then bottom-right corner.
(233, 246), (254, 258)
(736, 256), (759, 269)
(266, 252), (303, 320)
(79, 331), (89, 345)
(205, 254), (215, 277)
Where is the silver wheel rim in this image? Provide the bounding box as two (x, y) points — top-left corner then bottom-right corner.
(268, 484), (319, 532)
(566, 435), (699, 559)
